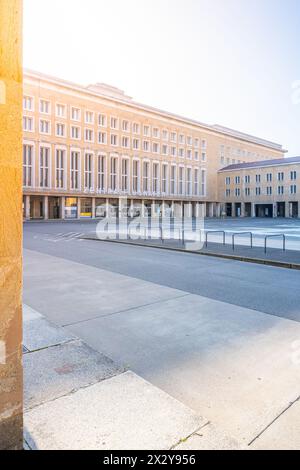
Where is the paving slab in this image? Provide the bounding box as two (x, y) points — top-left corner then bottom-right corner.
(250, 399), (300, 450)
(174, 424), (243, 450)
(24, 339), (123, 410)
(66, 293), (300, 444)
(23, 249), (185, 326)
(23, 304), (75, 351)
(24, 371), (207, 450)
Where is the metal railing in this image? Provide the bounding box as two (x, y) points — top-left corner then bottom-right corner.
(232, 232), (253, 251)
(205, 230), (226, 247)
(264, 234), (286, 254)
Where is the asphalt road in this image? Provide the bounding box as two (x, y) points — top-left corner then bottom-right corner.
(24, 220), (300, 322)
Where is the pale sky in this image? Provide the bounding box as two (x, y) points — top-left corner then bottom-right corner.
(24, 0), (300, 155)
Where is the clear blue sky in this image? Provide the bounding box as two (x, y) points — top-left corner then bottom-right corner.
(24, 0), (300, 155)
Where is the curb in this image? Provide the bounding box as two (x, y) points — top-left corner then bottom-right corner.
(81, 237), (300, 271)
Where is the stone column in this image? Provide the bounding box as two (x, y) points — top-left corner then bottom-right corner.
(92, 198), (96, 219)
(60, 196), (65, 219)
(0, 0), (23, 449)
(77, 198), (81, 219)
(25, 195), (30, 220)
(240, 202), (245, 218)
(251, 203), (256, 218)
(43, 195), (49, 220)
(105, 198), (109, 218)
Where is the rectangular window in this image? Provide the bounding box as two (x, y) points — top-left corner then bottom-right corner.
(84, 153), (93, 190)
(98, 114), (107, 127)
(178, 167), (184, 195)
(290, 184), (297, 194)
(162, 164), (168, 194)
(201, 170), (206, 196)
(23, 96), (33, 111)
(179, 134), (185, 144)
(122, 136), (130, 148)
(97, 155), (106, 191)
(23, 144), (33, 187)
(132, 138), (140, 150)
(56, 104), (66, 118)
(55, 149), (65, 189)
(266, 173), (272, 182)
(152, 127), (160, 138)
(71, 107), (81, 121)
(98, 131), (107, 144)
(132, 122), (140, 134)
(39, 146), (50, 188)
(40, 99), (50, 114)
(162, 144), (168, 156)
(110, 117), (119, 129)
(152, 142), (159, 154)
(56, 123), (66, 137)
(194, 150), (199, 161)
(186, 168), (192, 195)
(152, 163), (159, 193)
(23, 116), (34, 132)
(132, 160), (140, 192)
(85, 128), (94, 142)
(110, 156), (118, 190)
(170, 132), (177, 143)
(70, 151), (80, 190)
(278, 172), (284, 181)
(122, 120), (130, 132)
(256, 174), (261, 183)
(40, 119), (50, 134)
(143, 161), (150, 192)
(171, 146), (177, 157)
(201, 151), (206, 162)
(162, 130), (168, 141)
(143, 125), (150, 136)
(85, 111), (94, 124)
(110, 134), (118, 146)
(121, 159), (129, 192)
(71, 126), (80, 140)
(291, 171), (297, 180)
(194, 169), (199, 196)
(187, 149), (192, 160)
(170, 166), (176, 195)
(143, 140), (150, 152)
(178, 148), (184, 158)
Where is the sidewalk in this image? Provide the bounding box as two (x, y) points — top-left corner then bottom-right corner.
(23, 305), (241, 450)
(23, 248), (300, 450)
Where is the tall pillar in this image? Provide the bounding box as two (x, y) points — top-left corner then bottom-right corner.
(43, 195), (48, 220)
(60, 196), (65, 219)
(77, 198), (81, 219)
(285, 201), (291, 218)
(0, 0), (23, 449)
(216, 202), (221, 218)
(240, 202), (245, 218)
(92, 198), (96, 219)
(25, 195), (30, 220)
(251, 203), (256, 218)
(105, 198), (109, 218)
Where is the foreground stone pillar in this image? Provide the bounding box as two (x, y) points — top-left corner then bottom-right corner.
(0, 0), (23, 450)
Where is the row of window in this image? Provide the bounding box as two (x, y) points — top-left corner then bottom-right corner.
(225, 185), (298, 197)
(23, 96), (206, 147)
(23, 144), (207, 197)
(23, 117), (207, 161)
(225, 171), (297, 186)
(219, 145), (271, 162)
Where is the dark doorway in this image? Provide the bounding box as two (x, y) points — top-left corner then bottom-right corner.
(277, 202), (285, 218)
(245, 203), (252, 217)
(255, 204), (273, 218)
(290, 202), (298, 218)
(226, 203), (232, 217)
(235, 203), (241, 217)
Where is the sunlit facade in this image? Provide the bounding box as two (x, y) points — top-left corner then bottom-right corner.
(22, 70), (285, 219)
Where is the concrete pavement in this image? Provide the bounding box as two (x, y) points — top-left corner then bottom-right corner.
(23, 244), (300, 449)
